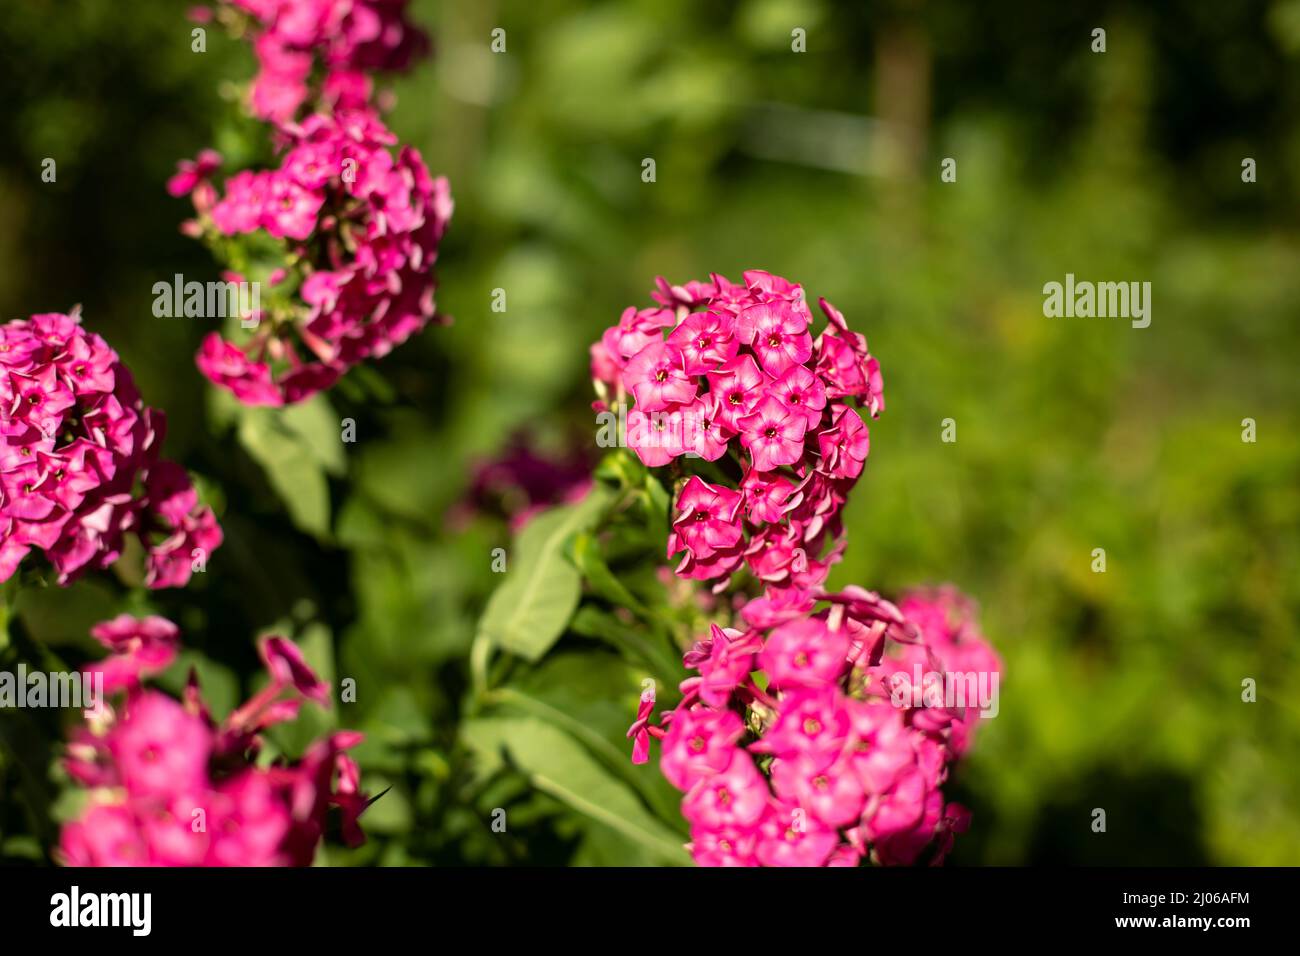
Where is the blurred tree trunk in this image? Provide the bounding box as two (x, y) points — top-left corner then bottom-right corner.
(872, 3), (931, 242)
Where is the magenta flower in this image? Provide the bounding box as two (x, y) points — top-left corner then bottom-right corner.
(261, 635), (331, 702)
(687, 624), (761, 708)
(626, 407), (685, 468)
(680, 394), (733, 462)
(59, 617), (369, 868)
(740, 585), (817, 629)
(706, 354), (767, 431)
(601, 306), (675, 367)
(86, 615), (180, 693)
(747, 302), (813, 375)
(817, 404), (870, 479)
(754, 686), (851, 769)
(211, 169), (271, 235)
(262, 173), (324, 239)
(59, 804), (150, 867)
(740, 469), (799, 525)
(669, 477), (743, 561)
(666, 310), (739, 374)
(739, 394), (807, 471)
(768, 363), (827, 429)
(673, 541), (745, 583)
(815, 298), (885, 416)
(108, 692), (213, 800)
(771, 754), (866, 828)
(742, 523), (808, 584)
(659, 586), (996, 866)
(603, 274), (996, 868)
(687, 823), (760, 867)
(659, 706), (744, 790)
(682, 750), (769, 830)
(182, 104), (452, 405)
(195, 334), (284, 406)
(758, 616), (850, 689)
(623, 341), (697, 412)
(754, 800), (841, 867)
(230, 0), (430, 124)
(597, 268), (862, 581)
(167, 149), (222, 197)
(0, 312), (221, 588)
(626, 687), (656, 765)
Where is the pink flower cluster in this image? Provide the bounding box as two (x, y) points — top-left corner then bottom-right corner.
(218, 0), (429, 123)
(603, 271), (1002, 865)
(632, 586), (1000, 867)
(61, 616), (367, 867)
(174, 2), (451, 405)
(591, 271), (883, 589)
(178, 109), (452, 405)
(0, 312), (221, 588)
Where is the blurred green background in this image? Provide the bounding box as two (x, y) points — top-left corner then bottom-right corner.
(0, 0), (1297, 865)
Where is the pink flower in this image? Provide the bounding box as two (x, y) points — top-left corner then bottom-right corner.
(0, 313), (222, 588)
(752, 686), (850, 769)
(623, 341), (697, 412)
(743, 523), (808, 584)
(816, 298), (884, 416)
(747, 302), (812, 374)
(739, 394), (807, 471)
(195, 334), (284, 406)
(167, 149), (222, 197)
(682, 750), (769, 830)
(660, 706), (744, 791)
(758, 616), (850, 690)
(669, 477), (743, 561)
(626, 686), (656, 765)
(186, 105), (452, 405)
(666, 310), (739, 374)
(108, 692), (213, 799)
(59, 803), (150, 867)
(680, 394), (732, 462)
(205, 772), (293, 867)
(685, 624), (760, 707)
(86, 615), (180, 693)
(673, 542), (745, 583)
(770, 754), (865, 828)
(740, 585), (817, 629)
(768, 364), (826, 429)
(60, 615), (370, 867)
(817, 404), (870, 479)
(706, 355), (766, 431)
(741, 469), (800, 524)
(589, 340), (621, 387)
(643, 581), (996, 867)
(261, 635), (331, 702)
(211, 170), (271, 235)
(754, 800), (841, 867)
(626, 406), (685, 467)
(688, 823), (760, 866)
(601, 306), (674, 364)
(262, 174), (324, 239)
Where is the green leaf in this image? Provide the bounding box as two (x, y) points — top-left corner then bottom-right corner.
(476, 486), (614, 661)
(569, 606), (683, 686)
(279, 397), (348, 477)
(235, 394), (345, 538)
(498, 651), (687, 830)
(641, 467), (672, 542)
(571, 532), (648, 615)
(462, 715), (689, 864)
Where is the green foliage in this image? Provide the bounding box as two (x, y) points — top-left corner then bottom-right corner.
(476, 485), (614, 661)
(0, 0), (1297, 866)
